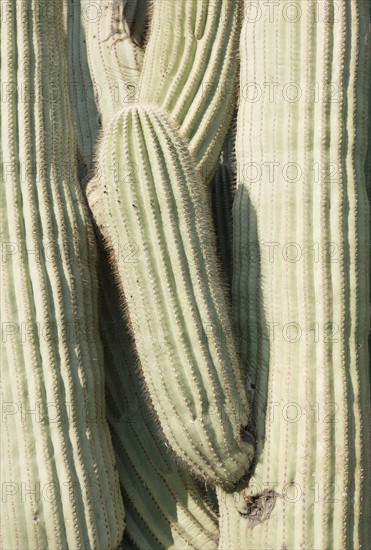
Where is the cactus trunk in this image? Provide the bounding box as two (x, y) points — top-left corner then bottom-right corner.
(217, 0), (371, 548)
(138, 0), (241, 183)
(0, 1), (124, 547)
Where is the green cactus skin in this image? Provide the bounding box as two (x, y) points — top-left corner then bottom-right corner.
(138, 0), (241, 183)
(217, 0), (371, 548)
(83, 0), (147, 129)
(0, 1), (124, 548)
(210, 127), (236, 290)
(66, 0), (149, 170)
(98, 244), (219, 549)
(65, 0), (101, 170)
(86, 104), (253, 486)
(366, 33), (371, 206)
(366, 13), (371, 387)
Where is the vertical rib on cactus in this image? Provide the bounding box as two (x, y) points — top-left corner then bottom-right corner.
(366, 29), (371, 205)
(210, 127), (236, 290)
(65, 0), (101, 170)
(86, 104), (253, 485)
(217, 0), (371, 548)
(83, 0), (147, 129)
(98, 247), (219, 549)
(138, 0), (241, 183)
(366, 12), (371, 382)
(0, 1), (124, 548)
(66, 0), (149, 171)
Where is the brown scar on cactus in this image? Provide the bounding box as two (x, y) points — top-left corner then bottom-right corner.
(238, 490), (277, 528)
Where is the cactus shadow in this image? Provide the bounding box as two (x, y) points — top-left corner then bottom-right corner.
(233, 184), (271, 477)
(97, 238), (219, 548)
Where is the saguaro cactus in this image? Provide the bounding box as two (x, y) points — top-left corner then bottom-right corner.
(99, 250), (219, 549)
(0, 1), (124, 548)
(86, 104), (253, 486)
(218, 0), (371, 548)
(3, 0), (370, 547)
(138, 0), (241, 183)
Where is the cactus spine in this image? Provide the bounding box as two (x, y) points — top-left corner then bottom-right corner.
(86, 104), (253, 486)
(217, 0), (371, 548)
(0, 1), (124, 548)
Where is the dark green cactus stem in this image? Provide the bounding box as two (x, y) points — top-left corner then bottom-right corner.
(0, 1), (124, 547)
(138, 0), (241, 183)
(219, 0), (371, 548)
(86, 104), (253, 486)
(98, 245), (219, 549)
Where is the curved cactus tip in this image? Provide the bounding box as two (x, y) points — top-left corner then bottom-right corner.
(86, 101), (254, 487)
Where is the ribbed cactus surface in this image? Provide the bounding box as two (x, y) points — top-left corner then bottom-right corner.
(138, 0), (241, 183)
(82, 0), (148, 129)
(66, 0), (101, 170)
(3, 0), (370, 547)
(210, 128), (236, 289)
(86, 104), (253, 486)
(0, 1), (124, 548)
(217, 0), (371, 548)
(67, 0), (149, 170)
(99, 249), (219, 549)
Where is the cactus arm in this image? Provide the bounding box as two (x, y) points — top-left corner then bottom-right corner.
(138, 0), (241, 183)
(217, 0), (371, 548)
(98, 249), (219, 549)
(0, 1), (124, 547)
(65, 0), (101, 170)
(210, 127), (236, 289)
(86, 104), (253, 486)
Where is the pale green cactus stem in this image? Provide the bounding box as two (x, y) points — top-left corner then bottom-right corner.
(218, 0), (371, 548)
(67, 0), (149, 168)
(86, 104), (253, 486)
(98, 249), (219, 549)
(0, 0), (124, 548)
(138, 0), (241, 183)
